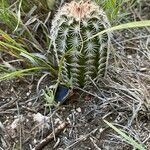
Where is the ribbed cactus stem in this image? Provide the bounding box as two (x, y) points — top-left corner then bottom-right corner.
(50, 0), (111, 87)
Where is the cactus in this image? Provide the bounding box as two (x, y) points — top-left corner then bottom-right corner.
(50, 0), (111, 87)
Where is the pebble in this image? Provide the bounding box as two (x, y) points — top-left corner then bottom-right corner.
(27, 102), (32, 106)
(127, 55), (132, 59)
(76, 107), (82, 113)
(26, 91), (31, 96)
(139, 68), (147, 72)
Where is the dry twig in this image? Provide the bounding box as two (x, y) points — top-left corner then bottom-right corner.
(32, 122), (68, 150)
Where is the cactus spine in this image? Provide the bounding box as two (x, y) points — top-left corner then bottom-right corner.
(50, 1), (111, 87)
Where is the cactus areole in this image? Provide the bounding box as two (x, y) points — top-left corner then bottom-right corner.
(50, 1), (111, 87)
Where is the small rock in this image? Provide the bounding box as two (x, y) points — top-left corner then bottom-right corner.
(33, 113), (50, 128)
(11, 115), (24, 129)
(54, 118), (62, 125)
(136, 55), (140, 59)
(127, 55), (132, 59)
(33, 139), (37, 144)
(27, 102), (32, 106)
(76, 107), (82, 113)
(26, 91), (31, 96)
(139, 68), (147, 72)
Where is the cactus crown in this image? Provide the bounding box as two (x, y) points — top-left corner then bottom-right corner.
(60, 1), (99, 20)
(50, 0), (111, 87)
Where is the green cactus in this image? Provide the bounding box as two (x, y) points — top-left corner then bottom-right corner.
(50, 0), (111, 87)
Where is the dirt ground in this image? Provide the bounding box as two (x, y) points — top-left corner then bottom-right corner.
(0, 1), (150, 150)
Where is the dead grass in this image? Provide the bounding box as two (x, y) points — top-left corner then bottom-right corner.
(0, 0), (150, 150)
(0, 27), (149, 149)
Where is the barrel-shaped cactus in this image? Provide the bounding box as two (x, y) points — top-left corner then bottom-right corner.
(50, 0), (111, 87)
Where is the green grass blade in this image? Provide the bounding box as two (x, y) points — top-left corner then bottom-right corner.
(0, 40), (28, 54)
(0, 40), (57, 74)
(0, 67), (46, 81)
(0, 64), (10, 72)
(14, 0), (22, 32)
(88, 20), (150, 40)
(104, 120), (146, 150)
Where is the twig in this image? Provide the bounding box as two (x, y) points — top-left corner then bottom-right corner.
(90, 137), (102, 150)
(50, 108), (56, 141)
(0, 98), (18, 110)
(64, 129), (98, 150)
(21, 106), (37, 113)
(16, 102), (22, 150)
(32, 122), (68, 150)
